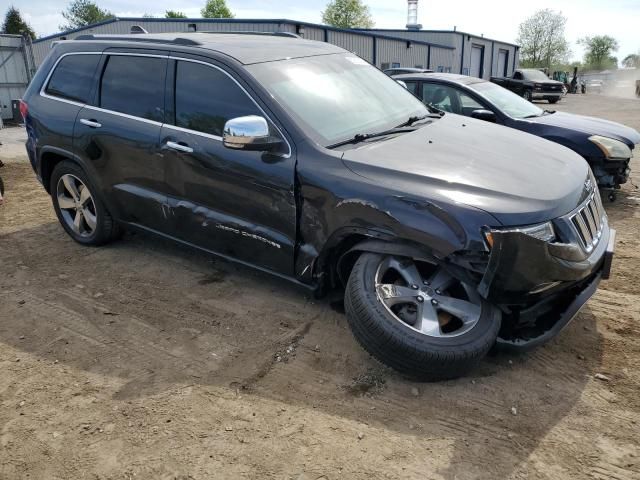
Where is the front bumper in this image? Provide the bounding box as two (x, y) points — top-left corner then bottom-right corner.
(592, 159), (631, 189)
(532, 92), (562, 100)
(483, 223), (615, 351)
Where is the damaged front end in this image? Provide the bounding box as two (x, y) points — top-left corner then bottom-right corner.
(477, 190), (615, 351)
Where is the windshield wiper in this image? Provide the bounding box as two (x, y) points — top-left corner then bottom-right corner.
(327, 126), (418, 149)
(398, 113), (441, 127)
(543, 109), (556, 115)
(523, 113), (542, 119)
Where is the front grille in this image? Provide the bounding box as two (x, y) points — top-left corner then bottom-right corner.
(570, 193), (605, 252)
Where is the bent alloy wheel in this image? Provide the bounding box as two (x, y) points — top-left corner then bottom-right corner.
(56, 174), (98, 238)
(344, 252), (501, 381)
(50, 161), (121, 246)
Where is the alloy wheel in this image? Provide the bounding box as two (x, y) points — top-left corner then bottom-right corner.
(56, 174), (97, 238)
(374, 256), (482, 338)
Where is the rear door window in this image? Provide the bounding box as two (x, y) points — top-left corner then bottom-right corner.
(174, 60), (260, 137)
(45, 54), (101, 103)
(99, 55), (166, 122)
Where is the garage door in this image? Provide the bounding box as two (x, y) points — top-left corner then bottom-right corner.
(470, 45), (483, 78)
(497, 49), (508, 77)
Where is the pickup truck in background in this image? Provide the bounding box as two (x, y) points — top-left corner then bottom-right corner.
(491, 69), (564, 103)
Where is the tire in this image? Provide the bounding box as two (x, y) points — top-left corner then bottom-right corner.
(548, 98), (559, 104)
(0, 176), (4, 200)
(523, 90), (533, 102)
(50, 160), (121, 246)
(344, 253), (501, 381)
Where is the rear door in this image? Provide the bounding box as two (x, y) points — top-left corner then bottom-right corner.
(160, 55), (297, 275)
(74, 50), (172, 233)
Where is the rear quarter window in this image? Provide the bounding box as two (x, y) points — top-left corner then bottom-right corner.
(45, 54), (101, 103)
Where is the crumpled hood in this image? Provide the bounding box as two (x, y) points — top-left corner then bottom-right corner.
(341, 113), (590, 226)
(526, 111), (640, 147)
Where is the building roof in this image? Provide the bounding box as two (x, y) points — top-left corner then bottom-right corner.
(34, 18), (455, 51)
(71, 32), (345, 64)
(353, 28), (519, 48)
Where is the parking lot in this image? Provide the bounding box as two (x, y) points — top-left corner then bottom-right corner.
(1, 93), (639, 479)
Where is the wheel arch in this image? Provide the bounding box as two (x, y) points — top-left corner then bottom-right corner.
(40, 147), (78, 194)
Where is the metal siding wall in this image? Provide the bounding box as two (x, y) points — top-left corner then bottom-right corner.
(429, 47), (455, 72)
(302, 27), (325, 42)
(327, 31), (373, 63)
(376, 38), (429, 69)
(0, 36), (29, 119)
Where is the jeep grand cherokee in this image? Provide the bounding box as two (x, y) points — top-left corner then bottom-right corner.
(21, 33), (615, 380)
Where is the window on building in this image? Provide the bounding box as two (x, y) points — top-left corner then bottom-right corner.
(175, 61), (260, 137)
(381, 62), (390, 71)
(444, 67), (452, 73)
(46, 54), (101, 103)
(437, 66), (444, 73)
(391, 62), (400, 68)
(100, 55), (166, 122)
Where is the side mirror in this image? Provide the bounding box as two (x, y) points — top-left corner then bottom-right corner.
(223, 115), (282, 151)
(470, 109), (496, 122)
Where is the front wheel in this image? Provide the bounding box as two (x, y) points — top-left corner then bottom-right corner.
(344, 253), (501, 381)
(523, 90), (533, 102)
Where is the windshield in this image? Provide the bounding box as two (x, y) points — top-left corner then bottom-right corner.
(472, 81), (544, 119)
(246, 54), (430, 147)
(522, 69), (551, 82)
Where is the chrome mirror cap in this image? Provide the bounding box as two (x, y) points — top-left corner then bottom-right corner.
(223, 115), (280, 151)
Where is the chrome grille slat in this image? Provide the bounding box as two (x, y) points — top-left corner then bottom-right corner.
(570, 192), (605, 252)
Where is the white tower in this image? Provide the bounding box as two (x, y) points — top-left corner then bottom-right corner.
(406, 0), (422, 30)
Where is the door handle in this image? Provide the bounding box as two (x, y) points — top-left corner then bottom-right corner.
(79, 118), (102, 128)
(166, 141), (194, 154)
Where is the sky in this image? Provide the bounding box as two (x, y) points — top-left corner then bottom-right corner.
(10, 0), (640, 63)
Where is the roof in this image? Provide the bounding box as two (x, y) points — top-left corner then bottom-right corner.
(392, 72), (487, 85)
(34, 18), (455, 50)
(352, 28), (519, 48)
(66, 32), (345, 64)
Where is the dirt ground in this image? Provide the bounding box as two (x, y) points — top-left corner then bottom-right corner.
(1, 93), (639, 480)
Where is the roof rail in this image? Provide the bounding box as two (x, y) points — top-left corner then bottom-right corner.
(73, 34), (201, 46)
(198, 31), (301, 39)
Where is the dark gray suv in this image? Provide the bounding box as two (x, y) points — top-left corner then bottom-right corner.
(22, 32), (615, 380)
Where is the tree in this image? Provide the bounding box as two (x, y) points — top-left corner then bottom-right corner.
(1, 6), (36, 39)
(622, 53), (640, 68)
(165, 10), (187, 19)
(201, 0), (234, 19)
(579, 35), (619, 70)
(322, 0), (375, 29)
(516, 9), (570, 69)
(60, 0), (114, 31)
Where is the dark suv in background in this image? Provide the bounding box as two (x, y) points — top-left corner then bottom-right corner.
(22, 33), (615, 380)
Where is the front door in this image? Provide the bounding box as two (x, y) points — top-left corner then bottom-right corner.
(74, 51), (172, 233)
(160, 56), (296, 276)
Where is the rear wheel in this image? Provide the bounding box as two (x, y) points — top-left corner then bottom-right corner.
(50, 161), (120, 246)
(344, 253), (501, 381)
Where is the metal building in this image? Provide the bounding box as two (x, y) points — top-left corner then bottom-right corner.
(30, 17), (513, 76)
(0, 34), (36, 122)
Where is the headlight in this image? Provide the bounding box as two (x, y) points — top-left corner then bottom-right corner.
(483, 222), (555, 249)
(589, 135), (632, 160)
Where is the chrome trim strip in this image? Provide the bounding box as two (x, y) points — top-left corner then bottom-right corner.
(162, 123), (223, 141)
(570, 192), (606, 253)
(83, 105), (164, 126)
